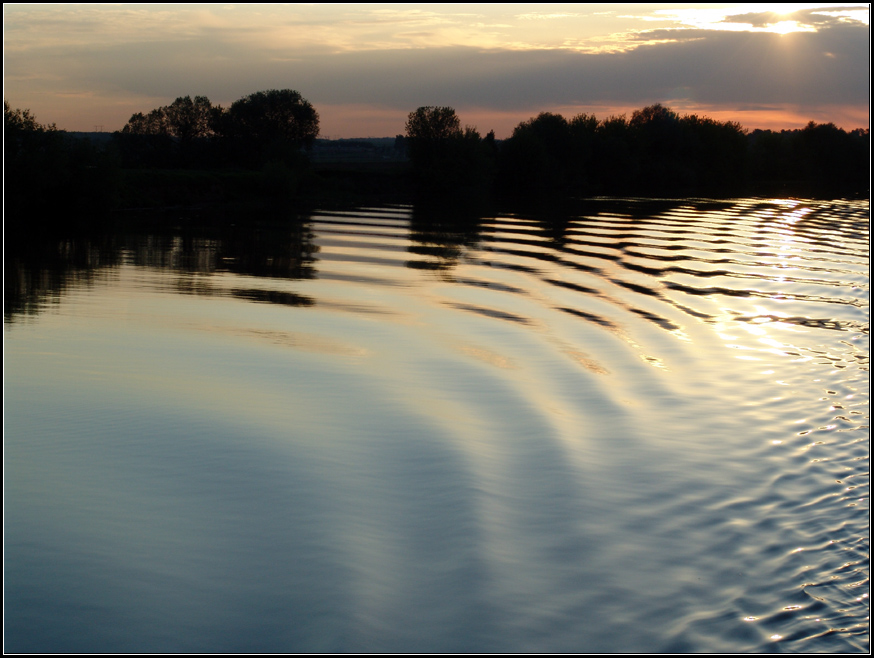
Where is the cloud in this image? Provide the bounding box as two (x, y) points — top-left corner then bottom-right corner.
(3, 4), (868, 133)
(296, 22), (869, 109)
(713, 11), (786, 27)
(13, 18), (865, 109)
(722, 6), (869, 28)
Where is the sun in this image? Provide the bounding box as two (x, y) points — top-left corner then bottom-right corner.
(768, 19), (811, 35)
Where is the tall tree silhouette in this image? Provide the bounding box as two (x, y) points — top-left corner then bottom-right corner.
(499, 112), (572, 196)
(404, 106), (496, 198)
(404, 106), (462, 171)
(224, 89), (319, 147)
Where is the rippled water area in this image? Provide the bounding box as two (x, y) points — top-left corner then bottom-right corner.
(5, 198), (869, 652)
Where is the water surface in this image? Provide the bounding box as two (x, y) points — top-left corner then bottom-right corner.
(5, 198), (869, 652)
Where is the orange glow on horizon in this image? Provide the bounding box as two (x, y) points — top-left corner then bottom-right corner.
(16, 100), (868, 140)
(317, 103), (869, 140)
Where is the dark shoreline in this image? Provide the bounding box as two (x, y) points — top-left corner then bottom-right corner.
(6, 99), (868, 237)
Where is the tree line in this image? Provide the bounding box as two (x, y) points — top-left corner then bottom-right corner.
(4, 91), (869, 234)
(404, 104), (869, 199)
(5, 100), (118, 230)
(4, 90), (322, 233)
(114, 89), (319, 169)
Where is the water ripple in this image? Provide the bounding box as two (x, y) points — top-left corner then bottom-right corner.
(4, 198), (867, 653)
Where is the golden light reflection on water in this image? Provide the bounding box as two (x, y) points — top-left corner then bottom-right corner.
(562, 349), (609, 375)
(4, 198), (868, 653)
(458, 344), (515, 370)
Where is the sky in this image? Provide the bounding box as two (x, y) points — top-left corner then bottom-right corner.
(3, 3), (870, 138)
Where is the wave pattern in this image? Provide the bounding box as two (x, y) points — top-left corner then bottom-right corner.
(4, 198), (867, 652)
(301, 199), (868, 652)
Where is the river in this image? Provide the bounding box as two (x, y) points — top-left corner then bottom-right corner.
(4, 197), (868, 652)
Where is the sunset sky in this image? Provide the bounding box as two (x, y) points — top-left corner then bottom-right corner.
(3, 3), (869, 137)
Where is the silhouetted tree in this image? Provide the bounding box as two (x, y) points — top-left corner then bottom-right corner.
(117, 95), (219, 167)
(5, 100), (59, 164)
(5, 102), (117, 232)
(498, 112), (575, 197)
(672, 114), (747, 193)
(120, 96), (215, 141)
(628, 104), (686, 192)
(406, 106), (462, 139)
(404, 106), (495, 197)
(121, 109), (167, 136)
(404, 106), (462, 169)
(224, 89), (319, 147)
(4, 101), (55, 133)
(795, 121), (853, 193)
(593, 114), (634, 194)
(568, 113), (599, 194)
(116, 90), (319, 169)
(164, 96), (216, 143)
(213, 89), (319, 170)
(747, 122), (868, 196)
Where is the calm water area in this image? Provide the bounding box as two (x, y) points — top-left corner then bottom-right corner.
(4, 198), (869, 652)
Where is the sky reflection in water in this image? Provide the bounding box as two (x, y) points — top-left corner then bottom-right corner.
(4, 198), (868, 653)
